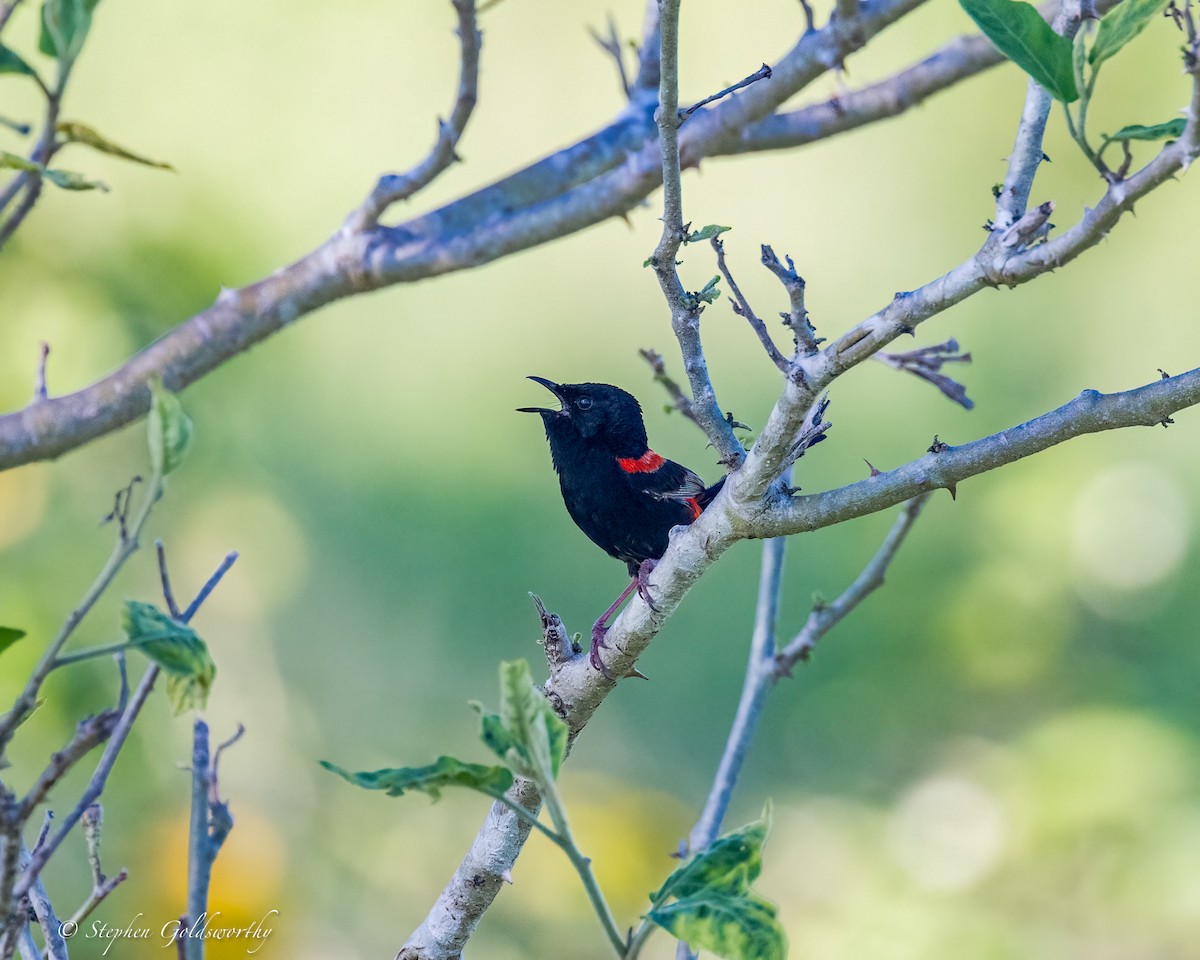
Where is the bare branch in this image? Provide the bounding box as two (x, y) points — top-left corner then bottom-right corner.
(760, 370), (1200, 538)
(711, 237), (792, 374)
(638, 348), (702, 429)
(687, 535), (786, 854)
(13, 550), (238, 900)
(775, 494), (931, 674)
(875, 338), (974, 409)
(647, 0), (747, 469)
(31, 344), (48, 404)
(588, 15), (631, 100)
(679, 63), (772, 123)
(17, 841), (66, 960)
(632, 0), (661, 93)
(16, 711), (120, 822)
(156, 539), (182, 619)
(345, 0), (481, 231)
(760, 244), (819, 356)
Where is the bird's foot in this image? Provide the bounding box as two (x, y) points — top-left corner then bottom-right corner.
(634, 559), (658, 612)
(589, 621), (615, 679)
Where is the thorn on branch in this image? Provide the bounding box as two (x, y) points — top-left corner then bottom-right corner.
(724, 411), (751, 431)
(678, 63), (772, 124)
(864, 459), (881, 477)
(928, 435), (949, 454)
(875, 338), (974, 410)
(32, 342), (49, 402)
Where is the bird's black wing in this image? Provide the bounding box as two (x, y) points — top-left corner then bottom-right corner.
(623, 457), (706, 503)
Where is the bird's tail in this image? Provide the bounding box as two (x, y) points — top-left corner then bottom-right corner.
(697, 475), (726, 509)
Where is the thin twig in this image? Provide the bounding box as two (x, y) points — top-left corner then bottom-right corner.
(638, 349), (701, 428)
(760, 244), (819, 355)
(31, 344), (48, 403)
(0, 468), (164, 754)
(711, 237), (792, 373)
(345, 0), (481, 230)
(589, 14), (631, 100)
(679, 64), (772, 122)
(13, 551), (238, 900)
(648, 0), (746, 468)
(774, 494), (931, 674)
(18, 840), (67, 960)
(157, 539), (181, 618)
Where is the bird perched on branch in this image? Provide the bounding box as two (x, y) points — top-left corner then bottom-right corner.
(519, 377), (725, 677)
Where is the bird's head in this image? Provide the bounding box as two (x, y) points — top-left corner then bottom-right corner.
(518, 377), (649, 453)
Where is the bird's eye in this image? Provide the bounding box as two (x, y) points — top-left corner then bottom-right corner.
(576, 397), (593, 410)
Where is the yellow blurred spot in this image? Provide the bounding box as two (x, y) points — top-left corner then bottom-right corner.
(941, 563), (1070, 685)
(0, 464), (48, 549)
(1071, 462), (1190, 618)
(888, 775), (1007, 892)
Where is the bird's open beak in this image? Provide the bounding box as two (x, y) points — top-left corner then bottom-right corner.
(517, 376), (565, 415)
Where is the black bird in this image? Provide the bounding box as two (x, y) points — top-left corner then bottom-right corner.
(519, 377), (725, 676)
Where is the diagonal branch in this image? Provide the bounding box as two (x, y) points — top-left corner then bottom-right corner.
(761, 369), (1200, 537)
(774, 494), (931, 674)
(0, 0), (930, 473)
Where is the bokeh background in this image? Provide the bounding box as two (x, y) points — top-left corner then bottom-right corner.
(2, 0), (1198, 957)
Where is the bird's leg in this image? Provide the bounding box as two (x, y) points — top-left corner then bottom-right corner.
(590, 578), (639, 676)
(634, 558), (658, 611)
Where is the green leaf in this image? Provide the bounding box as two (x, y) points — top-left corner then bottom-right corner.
(696, 275), (722, 305)
(686, 224), (731, 243)
(147, 374), (193, 476)
(497, 659), (567, 779)
(1103, 118), (1187, 143)
(122, 600), (215, 714)
(41, 167), (107, 191)
(1090, 0), (1169, 65)
(0, 627), (27, 656)
(654, 805), (771, 903)
(319, 756), (514, 801)
(649, 893), (787, 960)
(0, 44), (36, 77)
(959, 0), (1078, 102)
(39, 0), (93, 64)
(0, 151), (40, 173)
(56, 121), (174, 170)
(0, 151), (107, 191)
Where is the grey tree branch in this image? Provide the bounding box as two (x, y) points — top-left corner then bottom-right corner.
(0, 0), (933, 473)
(647, 0), (747, 468)
(395, 4), (1199, 955)
(344, 0), (481, 231)
(774, 494), (931, 674)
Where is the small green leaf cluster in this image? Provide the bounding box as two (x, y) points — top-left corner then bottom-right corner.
(647, 807), (787, 960)
(959, 0), (1182, 175)
(122, 601), (217, 714)
(322, 659), (565, 806)
(1, 0), (173, 197)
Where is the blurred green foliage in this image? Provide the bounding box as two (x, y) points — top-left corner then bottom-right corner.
(0, 0), (1197, 958)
